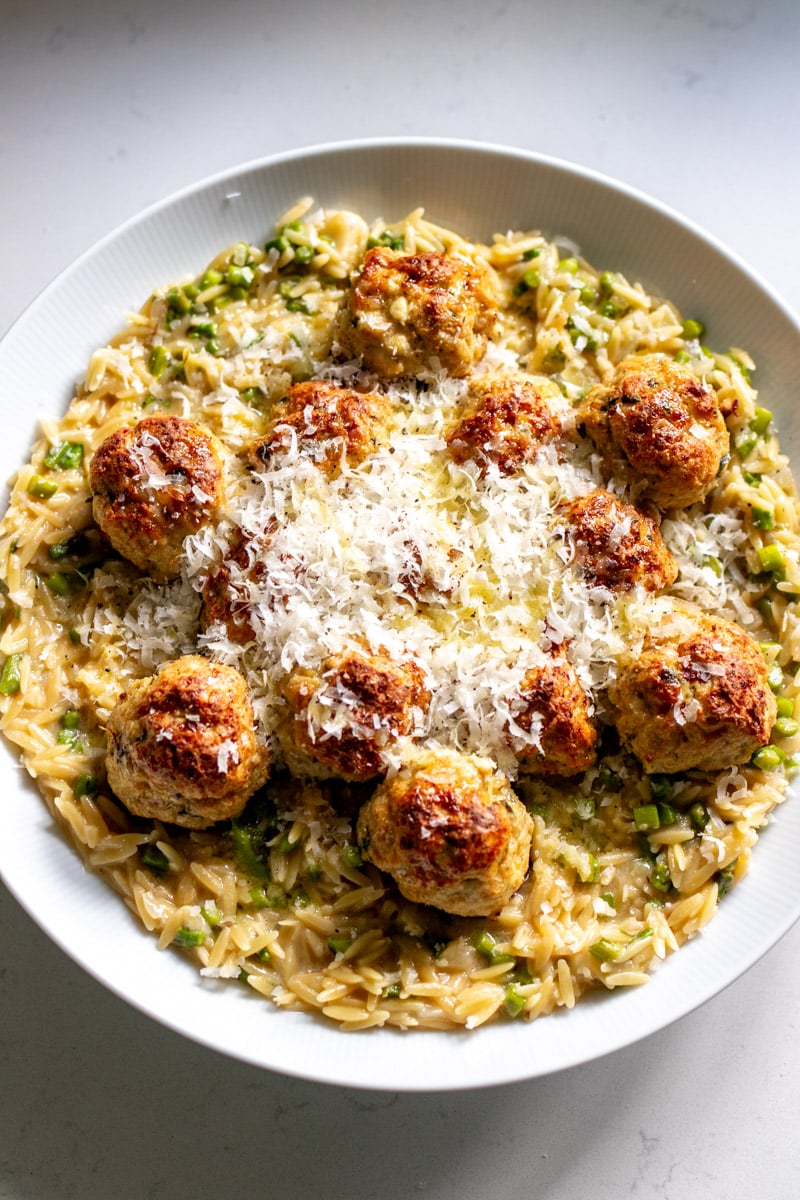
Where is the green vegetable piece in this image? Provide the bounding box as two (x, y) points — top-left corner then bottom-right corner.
(598, 271), (616, 294)
(141, 844), (170, 873)
(225, 263), (255, 288)
(48, 538), (72, 561)
(56, 727), (82, 751)
(174, 927), (206, 948)
(265, 234), (290, 253)
(366, 230), (405, 251)
(285, 297), (311, 315)
(293, 245), (314, 264)
(522, 267), (541, 289)
(600, 891), (617, 909)
(278, 830), (301, 854)
(239, 387), (265, 407)
(752, 505), (775, 531)
(756, 596), (774, 625)
(200, 269), (224, 289)
(757, 544), (786, 579)
(717, 865), (735, 896)
(743, 471), (761, 486)
(341, 843), (363, 869)
(201, 901), (222, 927)
(44, 441), (84, 470)
(776, 696), (795, 719)
(749, 407), (773, 435)
(579, 286), (597, 306)
(27, 476), (58, 499)
(0, 653), (23, 695)
(558, 256), (579, 274)
(189, 319), (216, 338)
(579, 853), (601, 884)
(382, 982), (402, 999)
(60, 709), (80, 729)
(774, 716), (799, 737)
(752, 745), (784, 770)
(689, 802), (710, 831)
(649, 774), (674, 800)
(327, 934), (352, 955)
(681, 317), (706, 340)
(45, 571), (74, 597)
(673, 350), (691, 364)
(702, 555), (722, 577)
(474, 930), (515, 965)
(633, 803), (661, 831)
(148, 345), (169, 377)
(522, 247), (541, 261)
(735, 431), (758, 460)
(503, 984), (527, 1019)
(767, 661), (784, 693)
(589, 938), (620, 962)
(650, 860), (672, 893)
(599, 297), (628, 319)
(72, 774), (97, 798)
(657, 802), (678, 826)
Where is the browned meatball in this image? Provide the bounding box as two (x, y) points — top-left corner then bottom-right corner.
(338, 246), (498, 378)
(200, 523), (274, 644)
(90, 416), (226, 581)
(356, 747), (533, 917)
(579, 355), (729, 509)
(277, 643), (430, 781)
(609, 602), (776, 773)
(250, 380), (391, 478)
(446, 373), (560, 475)
(105, 655), (270, 829)
(557, 488), (678, 593)
(511, 650), (598, 776)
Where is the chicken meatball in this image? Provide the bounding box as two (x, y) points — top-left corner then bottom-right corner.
(510, 650), (598, 776)
(557, 488), (677, 593)
(609, 602), (776, 773)
(338, 246), (498, 378)
(578, 355), (729, 509)
(105, 655), (270, 829)
(250, 380), (391, 478)
(357, 746), (533, 917)
(277, 643), (430, 781)
(200, 523), (274, 645)
(446, 373), (560, 475)
(90, 416), (226, 581)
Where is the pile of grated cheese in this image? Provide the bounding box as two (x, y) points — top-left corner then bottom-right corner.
(143, 355), (755, 779)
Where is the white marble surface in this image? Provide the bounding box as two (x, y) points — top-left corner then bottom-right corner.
(1, 1), (800, 1196)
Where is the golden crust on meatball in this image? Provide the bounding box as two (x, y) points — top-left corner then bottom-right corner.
(89, 415), (226, 581)
(277, 643), (430, 781)
(609, 602), (776, 773)
(356, 746), (533, 917)
(105, 655), (270, 829)
(557, 488), (678, 593)
(338, 246), (498, 378)
(446, 373), (560, 475)
(511, 649), (598, 776)
(250, 380), (391, 478)
(578, 355), (730, 509)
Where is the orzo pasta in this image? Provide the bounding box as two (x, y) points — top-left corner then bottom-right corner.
(1, 198), (798, 1031)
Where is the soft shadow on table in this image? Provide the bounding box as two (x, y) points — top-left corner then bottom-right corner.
(0, 876), (795, 1200)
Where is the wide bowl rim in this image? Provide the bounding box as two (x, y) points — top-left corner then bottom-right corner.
(2, 136), (799, 1092)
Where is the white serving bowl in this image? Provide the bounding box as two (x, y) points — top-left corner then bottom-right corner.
(2, 139), (799, 1091)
